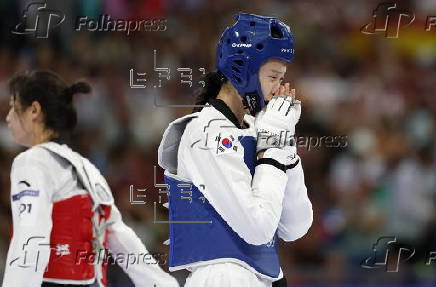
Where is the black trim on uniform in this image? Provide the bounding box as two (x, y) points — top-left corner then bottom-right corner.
(286, 158), (300, 170)
(256, 158), (286, 173)
(18, 180), (31, 187)
(272, 277), (288, 287)
(208, 98), (244, 129)
(256, 158), (300, 173)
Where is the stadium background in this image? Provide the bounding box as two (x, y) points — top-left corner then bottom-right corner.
(0, 0), (435, 286)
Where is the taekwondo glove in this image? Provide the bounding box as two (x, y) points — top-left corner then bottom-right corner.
(255, 95), (301, 154)
(261, 144), (298, 167)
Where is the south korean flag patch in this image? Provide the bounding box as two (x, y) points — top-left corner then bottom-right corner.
(215, 134), (239, 155)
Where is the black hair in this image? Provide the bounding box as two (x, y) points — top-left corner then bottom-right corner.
(8, 70), (91, 136)
(192, 70), (227, 112)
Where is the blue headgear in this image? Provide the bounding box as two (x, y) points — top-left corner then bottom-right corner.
(216, 13), (295, 116)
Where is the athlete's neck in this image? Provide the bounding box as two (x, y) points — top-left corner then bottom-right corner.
(30, 126), (59, 147)
(216, 83), (248, 128)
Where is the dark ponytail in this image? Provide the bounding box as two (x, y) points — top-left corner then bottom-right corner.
(63, 82), (91, 106)
(9, 70), (91, 137)
(192, 70), (227, 112)
(59, 81), (91, 133)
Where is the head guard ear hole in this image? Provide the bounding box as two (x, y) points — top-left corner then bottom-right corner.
(270, 22), (283, 38)
(240, 36), (247, 42)
(256, 43), (264, 50)
(232, 75), (242, 83)
(231, 66), (241, 73)
(226, 39), (231, 44)
(233, 59), (243, 66)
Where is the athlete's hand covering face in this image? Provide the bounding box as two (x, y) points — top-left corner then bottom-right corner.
(255, 93), (301, 154)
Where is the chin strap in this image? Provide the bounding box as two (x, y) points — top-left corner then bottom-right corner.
(242, 92), (263, 116)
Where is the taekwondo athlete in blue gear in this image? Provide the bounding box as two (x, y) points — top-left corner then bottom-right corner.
(216, 13), (295, 116)
(158, 13), (313, 287)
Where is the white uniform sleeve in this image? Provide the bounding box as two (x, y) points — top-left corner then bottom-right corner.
(180, 125), (289, 245)
(2, 159), (53, 287)
(106, 205), (179, 287)
(277, 156), (313, 241)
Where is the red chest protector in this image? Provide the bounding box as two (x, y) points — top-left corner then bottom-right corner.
(37, 142), (115, 286)
(43, 194), (112, 286)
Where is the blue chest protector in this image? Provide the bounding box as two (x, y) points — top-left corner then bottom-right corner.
(164, 135), (280, 278)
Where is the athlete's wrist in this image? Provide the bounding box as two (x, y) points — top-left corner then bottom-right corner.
(257, 150), (266, 159)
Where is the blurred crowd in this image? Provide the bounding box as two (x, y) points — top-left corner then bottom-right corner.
(0, 0), (435, 286)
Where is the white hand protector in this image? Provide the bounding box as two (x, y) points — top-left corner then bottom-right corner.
(263, 144), (298, 166)
(255, 95), (301, 153)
